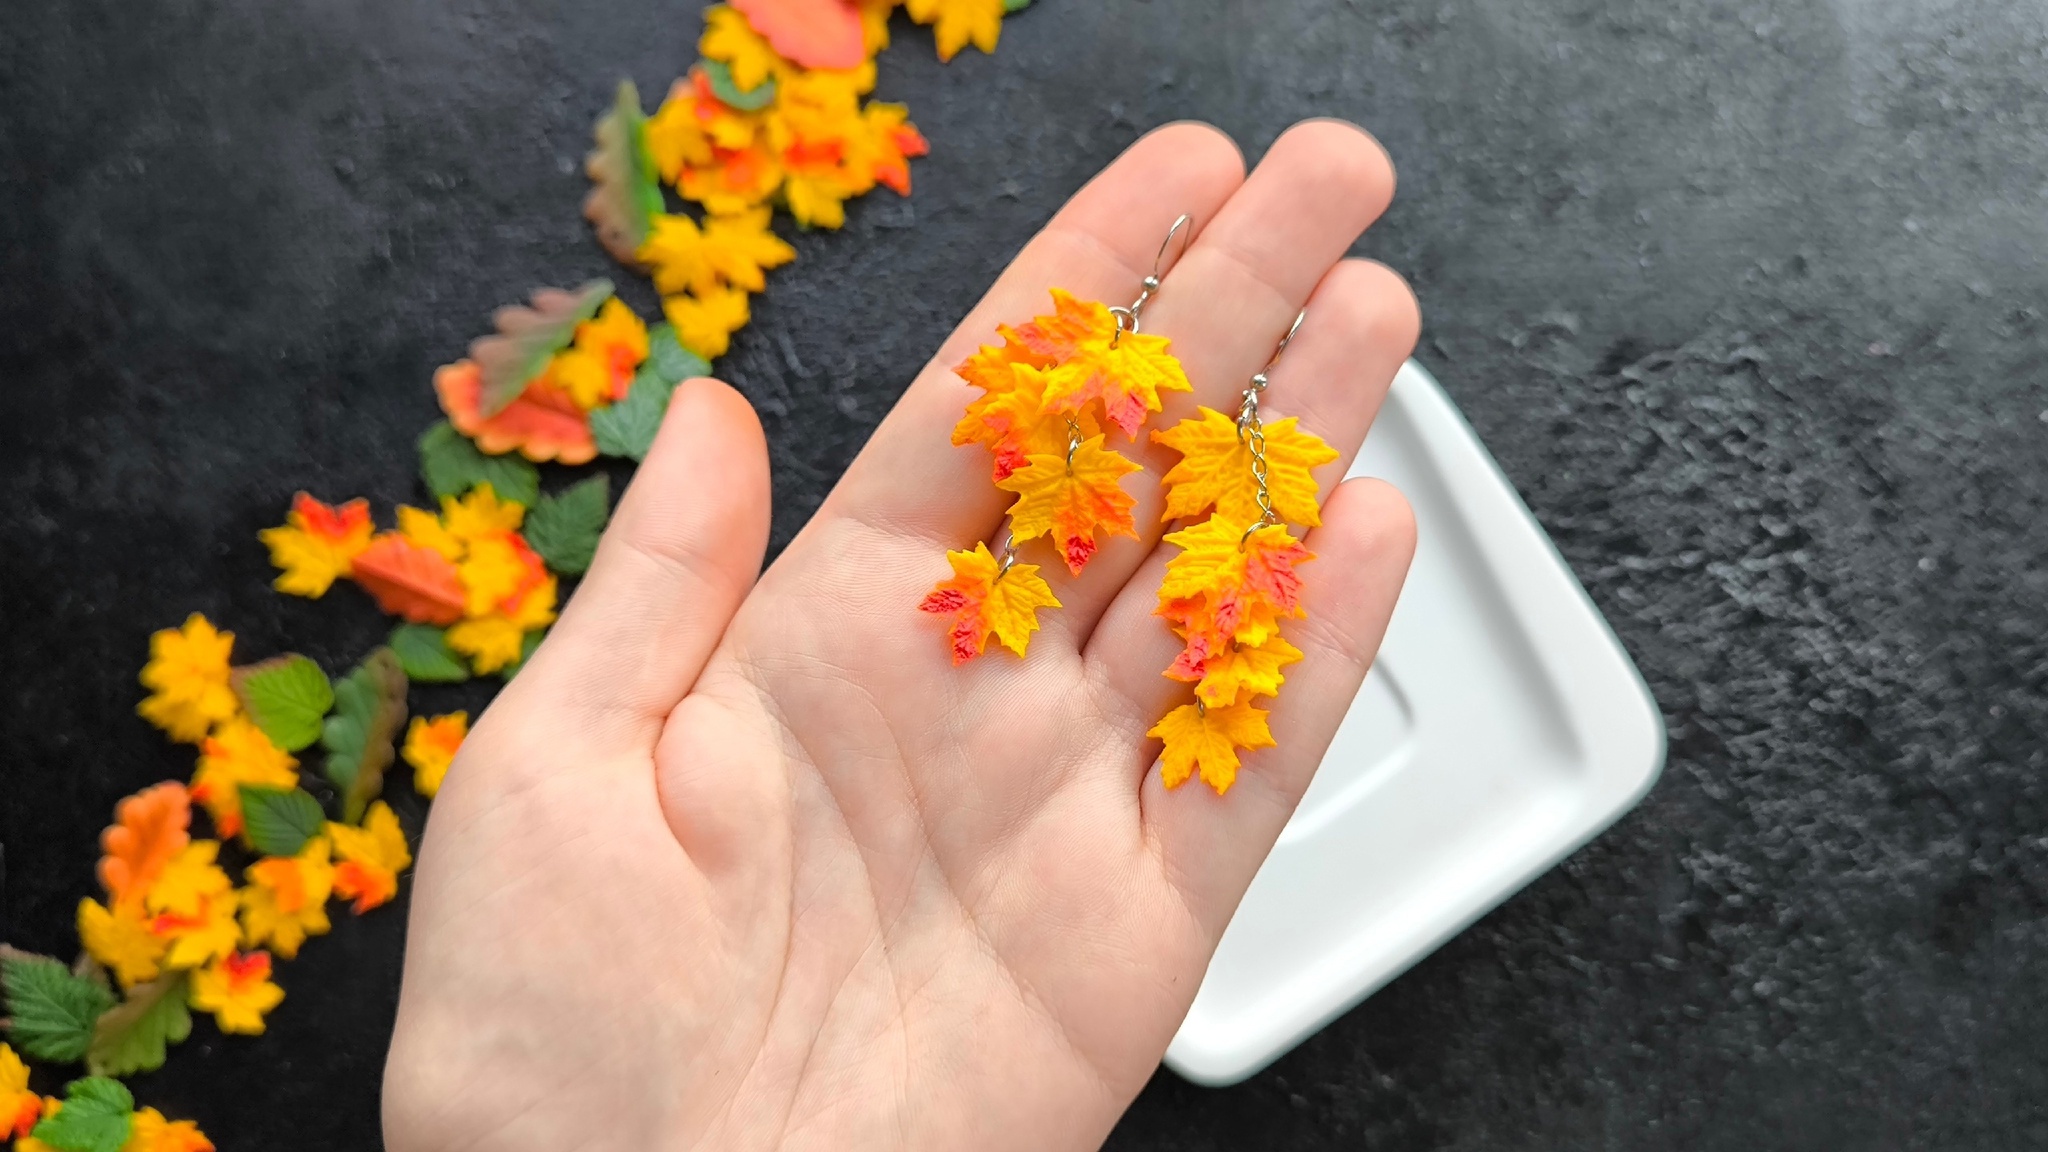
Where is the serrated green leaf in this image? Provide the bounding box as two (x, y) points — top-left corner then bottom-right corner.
(231, 654), (333, 752)
(323, 648), (410, 824)
(590, 369), (678, 461)
(471, 281), (614, 417)
(389, 624), (471, 683)
(418, 421), (542, 506)
(585, 80), (664, 264)
(84, 971), (191, 1079)
(1003, 0), (1032, 11)
(500, 627), (548, 681)
(644, 323), (711, 387)
(523, 476), (611, 575)
(701, 58), (779, 111)
(1, 947), (115, 1064)
(238, 786), (328, 858)
(30, 1077), (133, 1152)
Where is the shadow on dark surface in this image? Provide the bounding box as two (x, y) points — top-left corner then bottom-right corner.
(3, 0), (2046, 1148)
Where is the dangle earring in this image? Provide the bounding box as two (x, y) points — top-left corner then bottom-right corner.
(921, 215), (1198, 665)
(1146, 312), (1339, 794)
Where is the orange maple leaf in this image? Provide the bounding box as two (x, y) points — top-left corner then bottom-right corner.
(1156, 518), (1313, 659)
(952, 288), (1118, 393)
(1041, 327), (1193, 439)
(917, 541), (1062, 663)
(1166, 632), (1305, 709)
(1153, 406), (1338, 527)
(435, 360), (599, 466)
(1148, 698), (1276, 794)
(99, 782), (193, 911)
(953, 365), (1102, 482)
(996, 435), (1143, 574)
(350, 533), (468, 626)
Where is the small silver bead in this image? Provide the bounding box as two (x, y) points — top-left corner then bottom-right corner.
(1250, 372), (1269, 390)
(1142, 274), (1161, 291)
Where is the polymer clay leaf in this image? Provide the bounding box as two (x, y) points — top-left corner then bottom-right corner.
(96, 782), (191, 911)
(952, 364), (1102, 482)
(584, 81), (665, 265)
(645, 322), (712, 385)
(236, 786), (327, 859)
(917, 541), (1061, 663)
(996, 435), (1142, 574)
(76, 899), (166, 990)
(259, 493), (374, 598)
(904, 0), (1005, 60)
(1158, 518), (1313, 643)
(1148, 698), (1275, 794)
(29, 1077), (132, 1152)
(523, 476), (611, 575)
(664, 285), (751, 358)
(729, 0), (866, 70)
(592, 370), (677, 461)
(701, 59), (779, 111)
(470, 281), (615, 418)
(1171, 633), (1305, 709)
(704, 3), (804, 88)
(322, 648), (410, 825)
(1153, 406), (1338, 527)
(84, 971), (191, 1079)
(329, 802), (414, 913)
(388, 624), (471, 683)
(434, 363), (600, 466)
(350, 534), (468, 626)
(417, 421), (542, 505)
(0, 948), (115, 1064)
(1041, 328), (1193, 438)
(231, 654), (333, 752)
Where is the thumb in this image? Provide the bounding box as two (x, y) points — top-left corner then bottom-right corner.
(507, 376), (771, 757)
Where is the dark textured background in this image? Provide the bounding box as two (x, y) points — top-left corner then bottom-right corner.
(4, 0), (2047, 1147)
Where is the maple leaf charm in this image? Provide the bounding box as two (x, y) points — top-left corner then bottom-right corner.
(996, 434), (1143, 574)
(1148, 699), (1277, 793)
(1153, 406), (1338, 527)
(918, 542), (1061, 663)
(1040, 328), (1193, 439)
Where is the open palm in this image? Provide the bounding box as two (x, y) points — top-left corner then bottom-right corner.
(384, 120), (1419, 1152)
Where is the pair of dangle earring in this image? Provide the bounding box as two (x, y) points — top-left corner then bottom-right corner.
(920, 214), (1197, 664)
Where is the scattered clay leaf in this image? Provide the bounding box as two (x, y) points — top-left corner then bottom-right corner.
(470, 282), (615, 417)
(237, 786), (328, 859)
(84, 970), (191, 1079)
(523, 476), (611, 575)
(700, 59), (779, 111)
(1, 948), (114, 1064)
(584, 80), (665, 265)
(418, 421), (541, 506)
(29, 1077), (132, 1152)
(388, 624), (472, 684)
(231, 654), (334, 753)
(322, 648), (410, 825)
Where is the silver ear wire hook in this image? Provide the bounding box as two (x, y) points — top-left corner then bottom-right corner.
(1110, 213), (1195, 346)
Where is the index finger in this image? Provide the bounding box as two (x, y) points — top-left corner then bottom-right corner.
(804, 122), (1247, 552)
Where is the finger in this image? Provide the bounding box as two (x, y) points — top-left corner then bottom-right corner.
(803, 121), (1245, 552)
(498, 377), (772, 758)
(1081, 256), (1420, 716)
(1143, 478), (1417, 936)
(1038, 119), (1400, 645)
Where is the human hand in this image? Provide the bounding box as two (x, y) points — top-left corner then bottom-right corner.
(383, 120), (1419, 1152)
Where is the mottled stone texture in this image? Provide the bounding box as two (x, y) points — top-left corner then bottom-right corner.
(3, 1), (2046, 1148)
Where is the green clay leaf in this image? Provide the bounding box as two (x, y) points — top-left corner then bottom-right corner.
(389, 623), (471, 683)
(30, 1077), (133, 1152)
(590, 368), (678, 461)
(701, 58), (779, 111)
(1003, 0), (1033, 11)
(237, 786), (328, 858)
(231, 654), (334, 752)
(584, 80), (664, 265)
(1, 947), (115, 1064)
(84, 970), (191, 1079)
(418, 421), (541, 506)
(322, 647), (410, 824)
(470, 281), (614, 417)
(523, 476), (611, 576)
(644, 322), (710, 387)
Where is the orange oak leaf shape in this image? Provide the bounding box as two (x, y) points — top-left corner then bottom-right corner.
(996, 435), (1143, 574)
(469, 282), (615, 418)
(953, 365), (1104, 481)
(731, 0), (867, 69)
(1041, 327), (1193, 439)
(1148, 698), (1276, 794)
(350, 533), (467, 626)
(99, 782), (193, 911)
(435, 360), (599, 466)
(1153, 406), (1339, 527)
(917, 541), (1061, 664)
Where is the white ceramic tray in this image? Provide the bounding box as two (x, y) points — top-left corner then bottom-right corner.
(1163, 360), (1666, 1086)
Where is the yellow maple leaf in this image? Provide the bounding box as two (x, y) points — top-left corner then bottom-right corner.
(396, 505), (465, 562)
(136, 614), (240, 744)
(403, 712), (469, 798)
(329, 802), (413, 914)
(1148, 698), (1276, 794)
(904, 0), (1004, 61)
(145, 841), (231, 920)
(640, 209), (796, 297)
(701, 4), (788, 92)
(664, 285), (752, 358)
(190, 719), (300, 839)
(1178, 633), (1305, 709)
(77, 897), (168, 989)
(0, 1044), (40, 1141)
(455, 533), (532, 618)
(644, 82), (715, 182)
(239, 837), (335, 960)
(917, 541), (1061, 663)
(1041, 328), (1193, 438)
(953, 364), (1104, 482)
(997, 435), (1142, 575)
(440, 483), (525, 543)
(126, 1108), (213, 1152)
(258, 493), (375, 599)
(1153, 406), (1338, 527)
(189, 951), (284, 1036)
